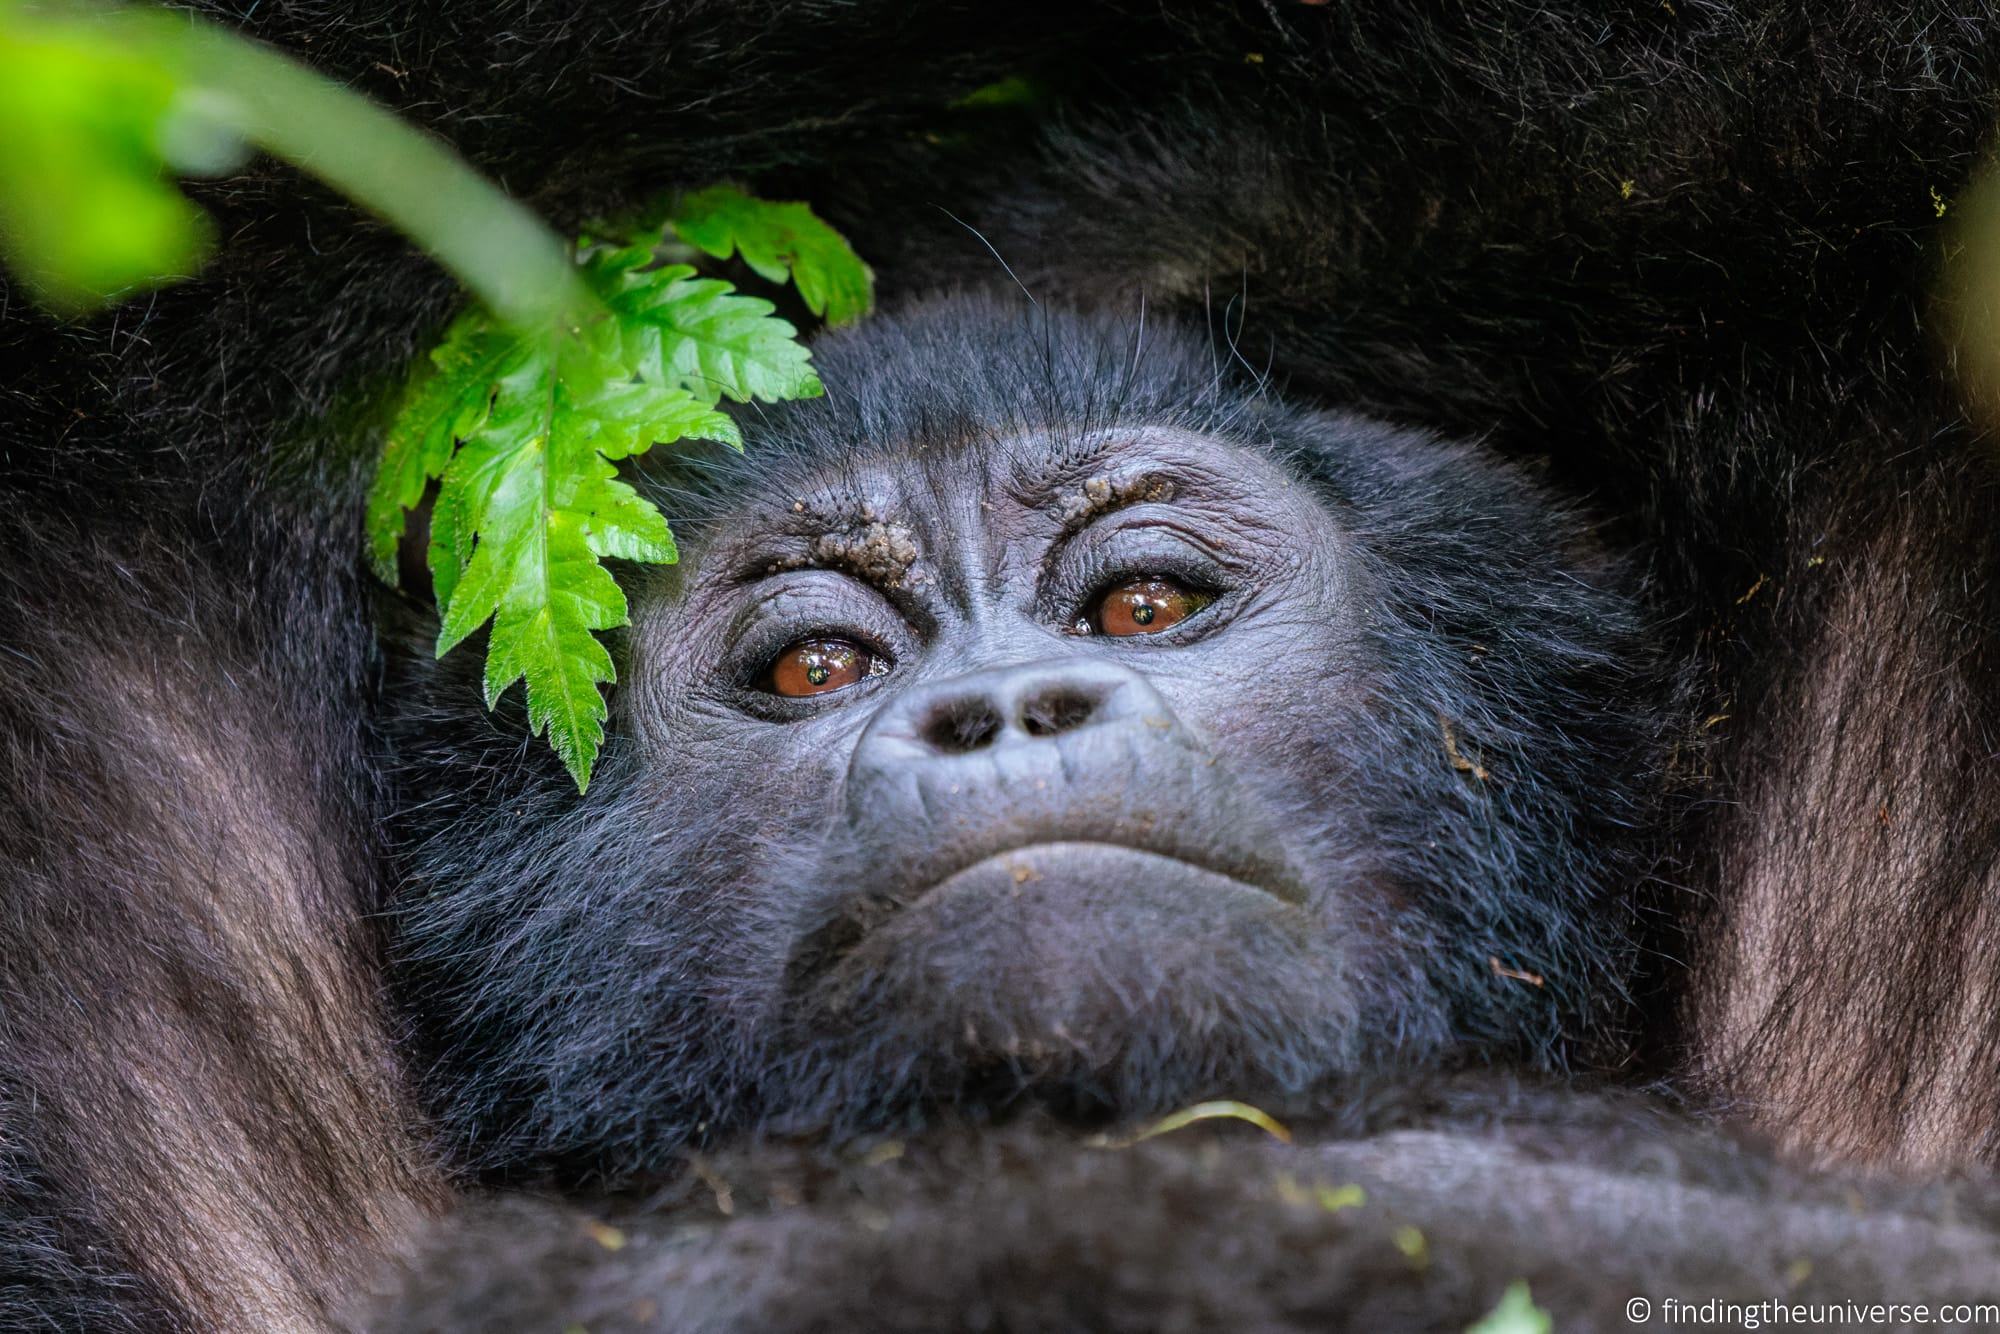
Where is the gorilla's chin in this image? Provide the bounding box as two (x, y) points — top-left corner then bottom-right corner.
(808, 841), (1311, 1007)
(761, 853), (1365, 1125)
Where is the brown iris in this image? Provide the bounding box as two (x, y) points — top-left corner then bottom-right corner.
(768, 639), (875, 697)
(1089, 576), (1211, 637)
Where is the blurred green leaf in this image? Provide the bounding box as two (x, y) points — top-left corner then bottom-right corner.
(0, 7), (242, 310)
(1465, 1281), (1551, 1334)
(0, 1), (581, 325)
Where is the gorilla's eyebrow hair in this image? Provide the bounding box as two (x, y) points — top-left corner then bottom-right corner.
(737, 492), (926, 593)
(1007, 433), (1185, 537)
(1053, 470), (1180, 535)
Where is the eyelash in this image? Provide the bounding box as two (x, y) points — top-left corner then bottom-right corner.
(1070, 571), (1223, 637)
(733, 618), (897, 693)
(1056, 545), (1229, 632)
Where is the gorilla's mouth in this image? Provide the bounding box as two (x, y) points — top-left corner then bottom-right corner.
(858, 793), (1311, 917)
(783, 820), (1313, 999)
(924, 840), (1301, 906)
(775, 831), (1347, 1098)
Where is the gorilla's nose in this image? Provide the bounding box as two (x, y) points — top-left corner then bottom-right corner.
(837, 656), (1250, 903)
(801, 653), (1310, 963)
(852, 658), (1172, 769)
(821, 655), (1304, 928)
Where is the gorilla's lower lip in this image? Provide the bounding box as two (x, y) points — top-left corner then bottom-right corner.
(923, 840), (1300, 906)
(780, 840), (1307, 993)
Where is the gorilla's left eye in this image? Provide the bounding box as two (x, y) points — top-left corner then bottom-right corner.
(765, 638), (887, 697)
(1080, 576), (1215, 637)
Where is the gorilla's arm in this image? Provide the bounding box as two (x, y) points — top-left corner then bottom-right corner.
(353, 1080), (2000, 1333)
(0, 518), (441, 1328)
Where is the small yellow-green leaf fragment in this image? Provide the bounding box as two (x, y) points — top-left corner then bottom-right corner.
(1315, 1183), (1366, 1212)
(952, 75), (1045, 110)
(582, 1219), (627, 1252)
(1102, 1099), (1293, 1148)
(1275, 1174), (1367, 1212)
(1394, 1224), (1430, 1268)
(1465, 1281), (1551, 1334)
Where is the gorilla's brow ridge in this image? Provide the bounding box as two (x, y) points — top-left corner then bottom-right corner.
(1007, 434), (1187, 539)
(1052, 470), (1181, 537)
(728, 492), (927, 594)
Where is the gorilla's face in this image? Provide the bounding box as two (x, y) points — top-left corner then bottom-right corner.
(392, 299), (1669, 1171)
(634, 425), (1375, 1114)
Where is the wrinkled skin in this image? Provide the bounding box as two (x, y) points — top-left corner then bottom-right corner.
(646, 423), (1370, 1110)
(390, 299), (1673, 1171)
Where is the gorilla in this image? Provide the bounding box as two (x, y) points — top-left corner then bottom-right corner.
(379, 297), (1672, 1176)
(4, 0), (2000, 1330)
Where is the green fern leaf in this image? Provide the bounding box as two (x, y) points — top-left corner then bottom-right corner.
(365, 312), (525, 581)
(376, 192), (860, 790)
(592, 261), (822, 405)
(555, 373), (741, 460)
(431, 358), (632, 786)
(669, 184), (875, 326)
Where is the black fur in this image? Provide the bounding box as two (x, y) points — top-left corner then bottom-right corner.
(2, 0), (1999, 1327)
(382, 297), (1676, 1176)
(861, 0), (2000, 1164)
(353, 1078), (2000, 1333)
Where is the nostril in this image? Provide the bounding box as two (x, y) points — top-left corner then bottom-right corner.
(922, 698), (1005, 754)
(1019, 688), (1098, 738)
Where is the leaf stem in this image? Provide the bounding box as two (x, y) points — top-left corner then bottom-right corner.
(171, 16), (586, 329)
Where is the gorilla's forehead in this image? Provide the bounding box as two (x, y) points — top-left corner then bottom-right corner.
(671, 424), (1332, 600)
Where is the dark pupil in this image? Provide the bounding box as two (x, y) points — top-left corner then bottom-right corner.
(806, 664), (831, 686)
(1132, 603), (1156, 625)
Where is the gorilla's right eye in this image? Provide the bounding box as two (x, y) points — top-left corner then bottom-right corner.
(1083, 576), (1215, 638)
(765, 639), (884, 697)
